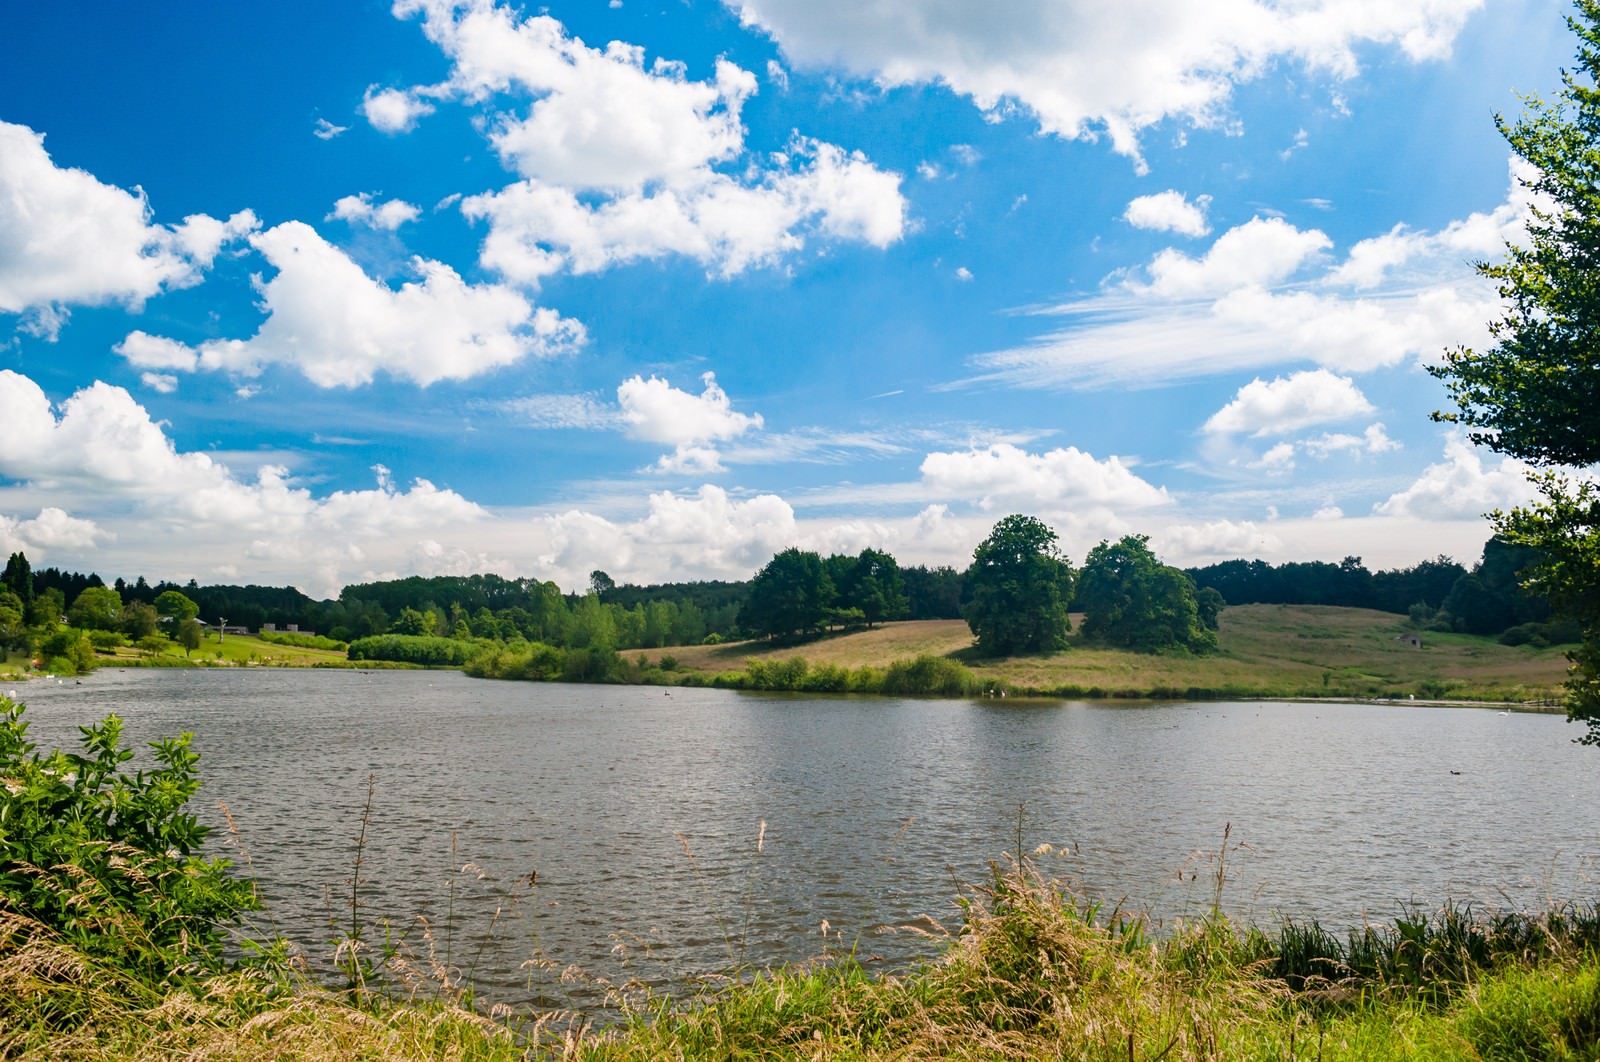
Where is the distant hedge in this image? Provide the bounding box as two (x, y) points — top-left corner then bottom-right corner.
(258, 630), (347, 652)
(347, 634), (479, 666)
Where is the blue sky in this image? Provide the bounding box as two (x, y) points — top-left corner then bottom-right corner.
(0, 0), (1575, 596)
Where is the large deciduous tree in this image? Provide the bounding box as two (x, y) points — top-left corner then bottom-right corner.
(1078, 535), (1216, 654)
(964, 515), (1075, 656)
(1429, 1), (1600, 740)
(153, 590), (199, 629)
(66, 586), (123, 632)
(741, 548), (834, 641)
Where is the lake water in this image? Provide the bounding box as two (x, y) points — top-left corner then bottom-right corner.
(9, 668), (1598, 1009)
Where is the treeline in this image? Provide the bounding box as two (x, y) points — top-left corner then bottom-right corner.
(5, 528), (1573, 676)
(1186, 537), (1571, 643)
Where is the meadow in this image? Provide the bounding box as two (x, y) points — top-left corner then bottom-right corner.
(659, 605), (1575, 704)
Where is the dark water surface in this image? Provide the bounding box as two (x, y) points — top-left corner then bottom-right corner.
(12, 669), (1598, 1007)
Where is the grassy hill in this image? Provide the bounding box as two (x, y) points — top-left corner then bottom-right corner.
(660, 604), (1574, 703)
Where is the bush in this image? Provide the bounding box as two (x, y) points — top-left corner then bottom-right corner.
(347, 634), (478, 666)
(257, 630), (347, 651)
(1500, 623), (1546, 648)
(38, 628), (95, 675)
(880, 655), (979, 696)
(0, 697), (258, 980)
(88, 629), (126, 652)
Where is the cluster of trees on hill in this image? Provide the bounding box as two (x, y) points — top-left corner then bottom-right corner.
(738, 548), (910, 639)
(961, 517), (1220, 656)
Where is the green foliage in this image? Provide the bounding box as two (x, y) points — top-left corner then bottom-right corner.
(120, 599), (160, 640)
(2, 551), (33, 607)
(152, 589), (200, 627)
(38, 628), (95, 675)
(388, 606), (437, 637)
(176, 616), (203, 657)
(1425, 6), (1600, 742)
(1079, 534), (1216, 653)
(740, 547), (834, 641)
(0, 697), (259, 980)
(87, 629), (126, 652)
(347, 634), (479, 666)
(27, 585), (65, 629)
(834, 548), (909, 627)
(879, 655), (980, 696)
(964, 514), (1075, 656)
(66, 585), (123, 632)
(0, 587), (27, 653)
(256, 630), (348, 651)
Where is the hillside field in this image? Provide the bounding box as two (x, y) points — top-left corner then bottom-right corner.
(660, 604), (1575, 703)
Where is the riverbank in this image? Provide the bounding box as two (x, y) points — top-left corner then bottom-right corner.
(667, 605), (1574, 702)
(470, 604), (1575, 705)
(6, 859), (1599, 1060)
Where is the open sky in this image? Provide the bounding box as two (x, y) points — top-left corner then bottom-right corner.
(0, 0), (1576, 596)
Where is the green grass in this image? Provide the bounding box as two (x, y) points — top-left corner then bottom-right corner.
(103, 632), (360, 669)
(656, 605), (1574, 703)
(6, 858), (1600, 1059)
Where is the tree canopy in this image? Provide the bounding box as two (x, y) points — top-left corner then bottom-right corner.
(1079, 535), (1217, 654)
(963, 515), (1074, 656)
(740, 548), (834, 640)
(1428, 2), (1600, 739)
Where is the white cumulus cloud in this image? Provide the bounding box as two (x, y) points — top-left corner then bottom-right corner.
(381, 0), (905, 282)
(134, 221), (584, 388)
(1141, 217), (1330, 298)
(1203, 369), (1373, 436)
(328, 193), (422, 230)
(1374, 435), (1540, 519)
(0, 121), (256, 323)
(727, 0), (1480, 168)
(464, 137), (904, 284)
(1124, 190), (1211, 236)
(918, 442), (1171, 511)
(617, 371), (762, 472)
(361, 86), (436, 133)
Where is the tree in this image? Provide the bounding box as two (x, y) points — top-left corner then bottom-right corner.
(66, 586), (123, 632)
(1428, 2), (1600, 740)
(963, 515), (1074, 656)
(838, 548), (909, 628)
(177, 617), (203, 657)
(120, 600), (160, 641)
(740, 548), (834, 641)
(153, 590), (199, 629)
(1079, 535), (1216, 653)
(2, 552), (33, 607)
(27, 587), (64, 630)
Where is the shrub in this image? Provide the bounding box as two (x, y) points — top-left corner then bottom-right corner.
(0, 697), (258, 981)
(257, 630), (348, 651)
(746, 656), (808, 690)
(38, 628), (95, 675)
(880, 655), (978, 697)
(1500, 623), (1545, 648)
(347, 634), (478, 666)
(88, 629), (126, 652)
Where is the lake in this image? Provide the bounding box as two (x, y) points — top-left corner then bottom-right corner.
(10, 668), (1598, 1009)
